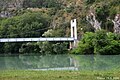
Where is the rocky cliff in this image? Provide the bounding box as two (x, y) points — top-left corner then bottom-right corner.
(0, 0), (23, 17)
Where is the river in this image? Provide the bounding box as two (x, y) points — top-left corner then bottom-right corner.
(0, 54), (120, 71)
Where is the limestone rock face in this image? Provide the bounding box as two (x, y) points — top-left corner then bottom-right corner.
(0, 0), (24, 18)
(0, 0), (23, 9)
(112, 14), (120, 34)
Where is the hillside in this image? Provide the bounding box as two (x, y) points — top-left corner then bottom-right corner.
(0, 0), (120, 54)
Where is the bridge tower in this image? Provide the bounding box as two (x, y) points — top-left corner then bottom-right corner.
(70, 19), (78, 49)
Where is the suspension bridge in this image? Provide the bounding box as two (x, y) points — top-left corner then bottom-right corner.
(0, 19), (78, 48)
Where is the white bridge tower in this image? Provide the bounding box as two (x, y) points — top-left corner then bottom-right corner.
(70, 19), (78, 49)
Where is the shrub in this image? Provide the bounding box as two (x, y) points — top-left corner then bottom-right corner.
(71, 30), (120, 55)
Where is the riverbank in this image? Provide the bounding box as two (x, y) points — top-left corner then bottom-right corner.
(0, 70), (120, 80)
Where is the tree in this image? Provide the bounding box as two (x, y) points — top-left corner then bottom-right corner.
(23, 0), (61, 9)
(0, 12), (51, 54)
(37, 29), (68, 55)
(71, 32), (95, 54)
(85, 0), (95, 4)
(19, 42), (39, 53)
(71, 30), (120, 55)
(94, 31), (120, 54)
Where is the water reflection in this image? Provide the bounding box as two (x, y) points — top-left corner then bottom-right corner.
(0, 54), (120, 71)
(72, 55), (120, 71)
(0, 54), (75, 70)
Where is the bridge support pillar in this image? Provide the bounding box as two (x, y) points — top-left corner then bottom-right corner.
(70, 19), (78, 49)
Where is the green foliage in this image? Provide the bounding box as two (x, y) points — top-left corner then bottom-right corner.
(3, 43), (21, 53)
(93, 31), (120, 54)
(65, 5), (74, 13)
(85, 0), (95, 4)
(95, 5), (109, 22)
(0, 12), (51, 53)
(19, 41), (68, 55)
(71, 30), (120, 55)
(19, 42), (39, 53)
(42, 29), (65, 37)
(23, 0), (61, 9)
(18, 27), (68, 54)
(0, 12), (51, 38)
(37, 42), (68, 55)
(72, 32), (95, 54)
(36, 28), (68, 54)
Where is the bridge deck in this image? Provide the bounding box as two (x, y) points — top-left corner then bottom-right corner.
(0, 37), (74, 42)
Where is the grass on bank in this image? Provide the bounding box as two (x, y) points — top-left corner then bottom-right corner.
(0, 70), (120, 80)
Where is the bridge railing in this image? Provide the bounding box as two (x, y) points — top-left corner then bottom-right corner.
(0, 37), (75, 42)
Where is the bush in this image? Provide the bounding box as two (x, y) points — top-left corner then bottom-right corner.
(85, 0), (95, 4)
(71, 30), (120, 55)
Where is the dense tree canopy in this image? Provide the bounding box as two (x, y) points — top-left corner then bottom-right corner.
(0, 12), (51, 53)
(0, 12), (51, 38)
(71, 30), (120, 55)
(0, 11), (68, 54)
(23, 0), (61, 9)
